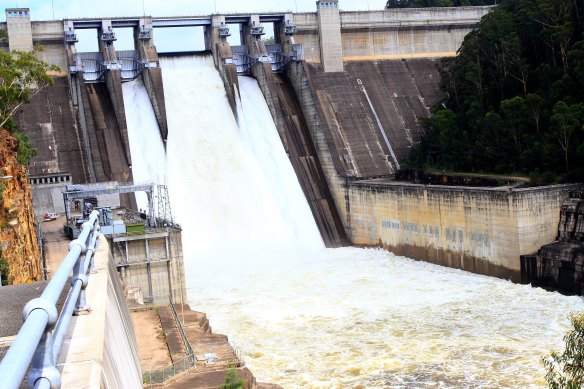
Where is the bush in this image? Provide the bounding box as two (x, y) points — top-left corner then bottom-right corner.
(13, 131), (37, 166)
(221, 368), (244, 389)
(543, 313), (584, 389)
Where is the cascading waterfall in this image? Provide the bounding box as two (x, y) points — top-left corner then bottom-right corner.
(122, 79), (167, 210)
(122, 55), (584, 388)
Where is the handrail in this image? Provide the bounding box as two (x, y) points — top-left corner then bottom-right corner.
(0, 210), (101, 389)
(142, 352), (195, 386)
(168, 298), (195, 363)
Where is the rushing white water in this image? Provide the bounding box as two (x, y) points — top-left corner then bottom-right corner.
(121, 55), (584, 388)
(122, 78), (167, 211)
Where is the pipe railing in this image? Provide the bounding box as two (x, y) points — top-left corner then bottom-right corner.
(169, 298), (195, 363)
(0, 210), (101, 389)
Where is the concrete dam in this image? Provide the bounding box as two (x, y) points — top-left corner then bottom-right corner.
(3, 2), (584, 387)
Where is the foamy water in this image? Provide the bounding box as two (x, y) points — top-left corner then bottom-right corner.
(189, 247), (583, 388)
(119, 55), (584, 388)
(122, 78), (167, 211)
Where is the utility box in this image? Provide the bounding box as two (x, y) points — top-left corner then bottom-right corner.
(126, 223), (145, 233)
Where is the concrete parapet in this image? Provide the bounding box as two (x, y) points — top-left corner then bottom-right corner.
(58, 236), (142, 388)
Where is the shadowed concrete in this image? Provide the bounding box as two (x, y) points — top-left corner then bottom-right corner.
(306, 59), (444, 179)
(15, 77), (90, 183)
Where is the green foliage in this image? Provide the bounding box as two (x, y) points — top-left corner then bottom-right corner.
(543, 313), (584, 389)
(0, 250), (10, 286)
(221, 368), (244, 389)
(409, 0), (584, 182)
(386, 0), (495, 8)
(13, 131), (37, 166)
(0, 47), (59, 130)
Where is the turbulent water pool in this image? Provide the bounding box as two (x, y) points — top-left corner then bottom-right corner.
(122, 54), (584, 388)
(187, 247), (583, 388)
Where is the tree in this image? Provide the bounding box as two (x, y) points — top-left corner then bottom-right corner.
(543, 313), (584, 389)
(409, 0), (584, 181)
(221, 368), (244, 389)
(0, 45), (59, 130)
(550, 101), (583, 173)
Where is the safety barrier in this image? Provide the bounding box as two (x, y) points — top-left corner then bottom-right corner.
(169, 298), (195, 363)
(0, 210), (101, 389)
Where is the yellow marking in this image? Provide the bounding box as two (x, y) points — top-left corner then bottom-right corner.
(343, 52), (457, 61)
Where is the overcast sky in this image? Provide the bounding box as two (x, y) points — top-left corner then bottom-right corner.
(3, 0), (382, 20)
(2, 1), (384, 51)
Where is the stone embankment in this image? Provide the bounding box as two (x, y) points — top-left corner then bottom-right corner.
(138, 302), (282, 389)
(0, 129), (40, 284)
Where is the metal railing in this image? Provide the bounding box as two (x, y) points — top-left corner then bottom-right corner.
(169, 298), (195, 363)
(142, 353), (195, 386)
(0, 210), (101, 389)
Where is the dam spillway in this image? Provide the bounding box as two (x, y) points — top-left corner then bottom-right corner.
(118, 54), (584, 387)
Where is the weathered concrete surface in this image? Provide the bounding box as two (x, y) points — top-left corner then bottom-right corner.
(16, 76), (90, 184)
(81, 82), (135, 209)
(305, 59), (443, 179)
(131, 309), (172, 371)
(111, 228), (186, 306)
(5, 8), (32, 52)
(522, 192), (584, 294)
(58, 236), (142, 388)
(317, 0), (343, 72)
(30, 20), (68, 70)
(253, 61), (349, 247)
(295, 6), (491, 64)
(136, 19), (169, 143)
(348, 181), (580, 280)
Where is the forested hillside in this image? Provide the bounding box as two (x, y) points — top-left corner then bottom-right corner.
(386, 0), (496, 7)
(409, 0), (584, 183)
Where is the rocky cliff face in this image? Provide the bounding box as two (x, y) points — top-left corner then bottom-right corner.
(0, 129), (41, 285)
(521, 190), (584, 295)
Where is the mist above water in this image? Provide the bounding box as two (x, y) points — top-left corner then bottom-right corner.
(121, 55), (584, 388)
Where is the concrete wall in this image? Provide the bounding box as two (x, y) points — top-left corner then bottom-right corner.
(294, 6), (491, 64)
(110, 229), (186, 306)
(5, 8), (33, 51)
(317, 0), (343, 72)
(347, 182), (580, 279)
(59, 236), (142, 388)
(30, 20), (67, 70)
(287, 59), (580, 280)
(16, 76), (89, 184)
